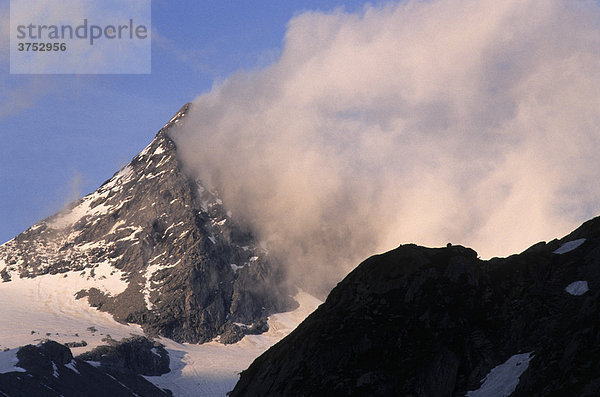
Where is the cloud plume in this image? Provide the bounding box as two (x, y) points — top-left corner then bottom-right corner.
(172, 0), (600, 293)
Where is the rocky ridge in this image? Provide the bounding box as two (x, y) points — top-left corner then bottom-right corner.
(232, 216), (600, 396)
(0, 338), (171, 397)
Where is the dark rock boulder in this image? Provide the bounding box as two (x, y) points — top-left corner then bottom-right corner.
(77, 335), (170, 376)
(0, 340), (172, 397)
(219, 318), (270, 344)
(16, 340), (73, 376)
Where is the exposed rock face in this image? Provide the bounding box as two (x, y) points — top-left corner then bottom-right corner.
(231, 216), (600, 396)
(77, 336), (170, 376)
(0, 339), (171, 397)
(0, 103), (294, 344)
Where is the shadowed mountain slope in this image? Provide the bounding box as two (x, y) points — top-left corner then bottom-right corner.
(232, 216), (600, 396)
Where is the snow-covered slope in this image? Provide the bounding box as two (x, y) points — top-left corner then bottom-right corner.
(147, 292), (321, 396)
(0, 266), (143, 355)
(0, 267), (320, 395)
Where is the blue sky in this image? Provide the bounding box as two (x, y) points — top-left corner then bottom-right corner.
(0, 0), (378, 243)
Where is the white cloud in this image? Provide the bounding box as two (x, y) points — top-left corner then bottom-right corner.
(173, 0), (600, 292)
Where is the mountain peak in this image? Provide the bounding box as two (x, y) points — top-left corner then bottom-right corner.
(167, 102), (192, 125)
(0, 104), (293, 344)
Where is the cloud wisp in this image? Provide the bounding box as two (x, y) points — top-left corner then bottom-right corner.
(172, 0), (600, 293)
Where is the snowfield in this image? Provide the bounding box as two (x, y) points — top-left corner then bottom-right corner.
(0, 268), (140, 355)
(466, 352), (533, 397)
(565, 280), (589, 296)
(553, 238), (586, 254)
(146, 291), (321, 396)
(0, 270), (321, 396)
(0, 349), (25, 374)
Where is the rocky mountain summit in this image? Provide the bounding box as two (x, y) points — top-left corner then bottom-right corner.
(0, 103), (294, 344)
(232, 216), (600, 396)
